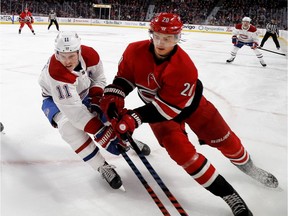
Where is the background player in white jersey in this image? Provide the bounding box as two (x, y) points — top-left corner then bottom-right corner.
(38, 31), (128, 189)
(226, 17), (266, 67)
(48, 9), (59, 31)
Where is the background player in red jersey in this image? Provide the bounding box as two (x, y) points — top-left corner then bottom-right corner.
(100, 13), (278, 216)
(19, 8), (35, 35)
(226, 17), (266, 67)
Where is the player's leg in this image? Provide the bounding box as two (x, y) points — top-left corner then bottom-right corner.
(253, 48), (266, 67)
(19, 22), (24, 34)
(150, 121), (252, 216)
(226, 45), (241, 63)
(41, 97), (122, 189)
(54, 112), (122, 189)
(26, 22), (35, 35)
(186, 96), (278, 188)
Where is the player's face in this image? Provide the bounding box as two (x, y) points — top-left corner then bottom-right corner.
(242, 21), (250, 29)
(57, 51), (79, 71)
(152, 32), (179, 59)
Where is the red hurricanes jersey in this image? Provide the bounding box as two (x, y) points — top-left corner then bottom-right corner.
(19, 11), (33, 22)
(116, 40), (198, 120)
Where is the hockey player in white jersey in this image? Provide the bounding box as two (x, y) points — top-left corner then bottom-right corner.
(38, 31), (128, 189)
(226, 17), (266, 67)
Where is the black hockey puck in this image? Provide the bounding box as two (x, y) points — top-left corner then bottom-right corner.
(0, 122), (4, 132)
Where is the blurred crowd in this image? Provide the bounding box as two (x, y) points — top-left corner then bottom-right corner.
(1, 0), (287, 29)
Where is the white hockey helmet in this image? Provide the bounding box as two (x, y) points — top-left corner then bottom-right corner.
(242, 17), (251, 22)
(54, 31), (81, 53)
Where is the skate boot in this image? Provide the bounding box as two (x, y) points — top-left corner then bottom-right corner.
(260, 59), (266, 67)
(18, 29), (21, 34)
(222, 191), (253, 216)
(133, 139), (151, 156)
(235, 158), (278, 188)
(226, 57), (235, 63)
(97, 162), (122, 189)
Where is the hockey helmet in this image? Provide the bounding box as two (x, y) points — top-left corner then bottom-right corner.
(242, 17), (251, 22)
(54, 31), (81, 53)
(150, 13), (183, 35)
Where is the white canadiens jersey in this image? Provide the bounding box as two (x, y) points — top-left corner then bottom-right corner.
(233, 23), (259, 43)
(38, 45), (106, 130)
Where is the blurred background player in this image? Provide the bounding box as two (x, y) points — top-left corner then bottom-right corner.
(226, 17), (266, 67)
(100, 12), (279, 216)
(48, 9), (59, 31)
(260, 18), (280, 50)
(19, 8), (35, 35)
(38, 31), (127, 189)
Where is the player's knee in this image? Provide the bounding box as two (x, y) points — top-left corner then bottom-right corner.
(161, 132), (197, 166)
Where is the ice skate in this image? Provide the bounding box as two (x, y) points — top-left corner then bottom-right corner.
(133, 139), (151, 156)
(98, 162), (123, 189)
(235, 158), (278, 188)
(226, 57), (235, 63)
(223, 191), (253, 216)
(260, 59), (266, 67)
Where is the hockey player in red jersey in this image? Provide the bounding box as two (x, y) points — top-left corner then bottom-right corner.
(226, 17), (266, 67)
(38, 31), (149, 189)
(100, 13), (278, 216)
(19, 8), (35, 35)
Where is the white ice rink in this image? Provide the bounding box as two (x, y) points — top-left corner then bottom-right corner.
(0, 23), (287, 216)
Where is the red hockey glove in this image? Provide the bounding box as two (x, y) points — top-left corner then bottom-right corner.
(88, 86), (104, 113)
(251, 42), (258, 49)
(111, 109), (142, 138)
(232, 35), (238, 45)
(100, 84), (125, 121)
(94, 125), (128, 155)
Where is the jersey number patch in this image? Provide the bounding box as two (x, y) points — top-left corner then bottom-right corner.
(56, 84), (72, 99)
(181, 83), (194, 96)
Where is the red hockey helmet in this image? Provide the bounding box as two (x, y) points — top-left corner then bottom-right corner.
(150, 13), (183, 35)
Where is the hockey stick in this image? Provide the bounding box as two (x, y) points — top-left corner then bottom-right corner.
(121, 151), (171, 216)
(125, 134), (189, 216)
(258, 47), (286, 56)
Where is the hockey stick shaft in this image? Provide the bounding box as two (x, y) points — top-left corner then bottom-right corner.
(125, 134), (189, 216)
(121, 152), (171, 216)
(258, 47), (286, 56)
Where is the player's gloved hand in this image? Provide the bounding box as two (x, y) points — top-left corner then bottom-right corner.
(111, 109), (142, 139)
(251, 42), (259, 49)
(94, 125), (129, 155)
(100, 84), (126, 121)
(88, 86), (104, 114)
(88, 87), (109, 125)
(232, 35), (238, 45)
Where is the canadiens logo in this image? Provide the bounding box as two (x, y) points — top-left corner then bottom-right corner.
(239, 34), (248, 39)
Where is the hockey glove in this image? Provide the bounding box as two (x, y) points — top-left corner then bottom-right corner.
(87, 86), (109, 125)
(251, 42), (259, 49)
(111, 109), (142, 139)
(100, 84), (125, 121)
(94, 125), (128, 155)
(232, 35), (238, 45)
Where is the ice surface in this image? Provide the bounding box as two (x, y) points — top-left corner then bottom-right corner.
(0, 24), (287, 216)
